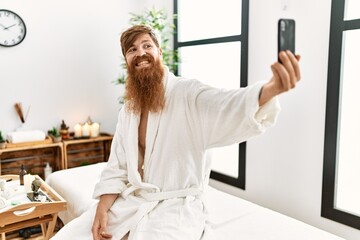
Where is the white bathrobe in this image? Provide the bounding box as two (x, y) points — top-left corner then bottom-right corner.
(52, 68), (280, 240)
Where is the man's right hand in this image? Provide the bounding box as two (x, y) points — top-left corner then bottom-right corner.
(92, 206), (112, 240)
(92, 194), (118, 240)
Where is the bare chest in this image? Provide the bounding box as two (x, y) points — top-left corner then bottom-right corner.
(138, 111), (148, 151)
(138, 112), (148, 179)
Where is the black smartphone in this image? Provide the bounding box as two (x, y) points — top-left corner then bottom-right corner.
(278, 18), (295, 62)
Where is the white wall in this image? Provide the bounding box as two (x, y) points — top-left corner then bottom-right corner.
(1, 0), (359, 239)
(210, 0), (360, 240)
(0, 0), (141, 135)
(0, 0), (172, 135)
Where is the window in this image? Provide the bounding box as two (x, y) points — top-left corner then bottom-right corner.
(322, 0), (360, 229)
(174, 0), (249, 189)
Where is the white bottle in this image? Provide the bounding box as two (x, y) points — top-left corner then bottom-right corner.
(44, 162), (52, 180)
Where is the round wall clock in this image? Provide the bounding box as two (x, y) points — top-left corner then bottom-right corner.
(0, 9), (27, 47)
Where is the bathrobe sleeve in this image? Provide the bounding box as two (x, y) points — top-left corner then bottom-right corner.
(93, 108), (128, 199)
(187, 79), (281, 149)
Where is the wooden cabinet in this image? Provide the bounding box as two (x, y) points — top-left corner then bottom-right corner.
(0, 142), (63, 180)
(62, 134), (112, 169)
(0, 134), (112, 178)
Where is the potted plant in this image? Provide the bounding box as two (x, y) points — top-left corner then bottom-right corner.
(0, 131), (6, 149)
(115, 7), (179, 103)
(48, 127), (62, 143)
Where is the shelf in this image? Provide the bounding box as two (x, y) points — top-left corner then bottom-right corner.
(0, 142), (63, 154)
(0, 133), (113, 176)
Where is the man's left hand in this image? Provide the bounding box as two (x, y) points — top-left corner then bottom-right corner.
(259, 50), (301, 106)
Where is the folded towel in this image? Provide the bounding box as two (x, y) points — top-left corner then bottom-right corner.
(7, 130), (46, 143)
(0, 197), (7, 209)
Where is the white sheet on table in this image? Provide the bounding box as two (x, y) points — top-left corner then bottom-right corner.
(46, 163), (105, 224)
(205, 187), (344, 240)
(46, 163), (344, 240)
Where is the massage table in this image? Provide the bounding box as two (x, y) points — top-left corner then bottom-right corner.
(46, 163), (344, 239)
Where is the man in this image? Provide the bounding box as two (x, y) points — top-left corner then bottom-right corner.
(53, 25), (301, 240)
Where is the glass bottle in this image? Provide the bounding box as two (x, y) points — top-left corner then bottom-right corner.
(19, 164), (27, 185)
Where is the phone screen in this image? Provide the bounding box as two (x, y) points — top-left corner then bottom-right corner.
(278, 19), (295, 61)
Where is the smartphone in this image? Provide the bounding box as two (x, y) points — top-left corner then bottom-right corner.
(278, 19), (295, 62)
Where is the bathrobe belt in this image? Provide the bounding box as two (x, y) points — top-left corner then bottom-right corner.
(121, 185), (203, 201)
(117, 186), (203, 238)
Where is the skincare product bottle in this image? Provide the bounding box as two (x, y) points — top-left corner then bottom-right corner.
(19, 164), (27, 185)
(44, 162), (52, 180)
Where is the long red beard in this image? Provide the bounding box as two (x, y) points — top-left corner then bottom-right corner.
(125, 54), (165, 114)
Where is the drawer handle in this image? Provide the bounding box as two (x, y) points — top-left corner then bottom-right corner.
(13, 206), (36, 216)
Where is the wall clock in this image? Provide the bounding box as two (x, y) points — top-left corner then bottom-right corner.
(0, 9), (27, 47)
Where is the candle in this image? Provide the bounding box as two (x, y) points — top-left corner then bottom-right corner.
(24, 174), (35, 193)
(90, 122), (100, 138)
(82, 122), (90, 137)
(74, 123), (82, 138)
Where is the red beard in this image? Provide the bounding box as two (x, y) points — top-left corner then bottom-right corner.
(125, 54), (165, 114)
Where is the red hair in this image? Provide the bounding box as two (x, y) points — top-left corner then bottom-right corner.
(120, 25), (160, 57)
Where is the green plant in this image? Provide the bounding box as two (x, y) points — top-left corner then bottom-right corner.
(0, 131), (4, 143)
(115, 7), (179, 85)
(48, 127), (60, 137)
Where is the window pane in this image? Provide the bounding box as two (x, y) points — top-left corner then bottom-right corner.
(179, 42), (241, 89)
(344, 0), (360, 20)
(179, 42), (241, 178)
(209, 145), (239, 178)
(178, 0), (242, 42)
(335, 29), (360, 216)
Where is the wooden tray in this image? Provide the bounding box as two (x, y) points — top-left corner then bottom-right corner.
(0, 175), (67, 226)
(5, 137), (53, 149)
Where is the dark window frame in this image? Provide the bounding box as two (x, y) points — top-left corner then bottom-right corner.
(173, 0), (249, 189)
(322, 0), (360, 229)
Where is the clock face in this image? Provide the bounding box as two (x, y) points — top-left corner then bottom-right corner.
(0, 9), (26, 47)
